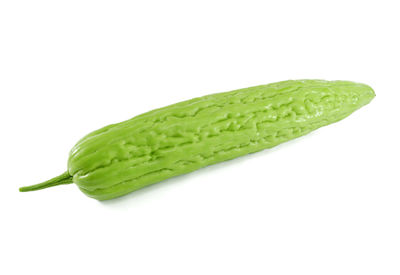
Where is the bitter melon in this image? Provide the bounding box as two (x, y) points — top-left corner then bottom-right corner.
(20, 80), (375, 200)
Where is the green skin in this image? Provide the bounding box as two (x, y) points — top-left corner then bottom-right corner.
(20, 80), (375, 200)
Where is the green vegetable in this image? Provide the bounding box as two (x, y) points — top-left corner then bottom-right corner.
(20, 80), (375, 200)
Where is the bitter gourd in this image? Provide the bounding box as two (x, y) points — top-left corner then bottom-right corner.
(20, 80), (375, 200)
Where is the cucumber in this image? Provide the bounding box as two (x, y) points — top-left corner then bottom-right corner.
(20, 80), (375, 200)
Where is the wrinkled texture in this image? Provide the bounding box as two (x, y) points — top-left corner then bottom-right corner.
(66, 80), (375, 200)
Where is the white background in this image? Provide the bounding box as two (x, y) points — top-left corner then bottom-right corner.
(1, 0), (399, 274)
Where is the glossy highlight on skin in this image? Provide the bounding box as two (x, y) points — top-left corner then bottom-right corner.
(20, 80), (375, 200)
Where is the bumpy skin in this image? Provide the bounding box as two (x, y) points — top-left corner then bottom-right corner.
(62, 80), (374, 200)
(18, 80), (375, 199)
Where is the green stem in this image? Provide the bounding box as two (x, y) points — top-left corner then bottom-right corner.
(19, 171), (73, 192)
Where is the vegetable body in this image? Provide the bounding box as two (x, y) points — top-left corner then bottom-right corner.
(20, 80), (375, 200)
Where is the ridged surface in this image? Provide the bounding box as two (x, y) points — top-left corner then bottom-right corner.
(68, 80), (375, 200)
